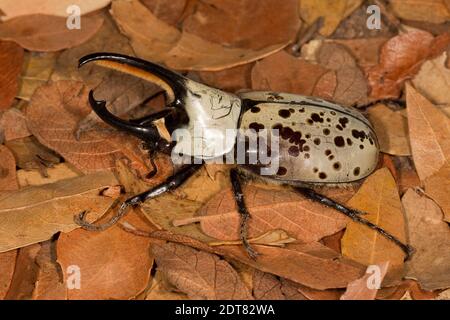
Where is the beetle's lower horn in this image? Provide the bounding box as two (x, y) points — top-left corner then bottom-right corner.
(79, 52), (186, 104)
(88, 90), (160, 141)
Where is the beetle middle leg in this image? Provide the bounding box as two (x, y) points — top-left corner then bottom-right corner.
(75, 164), (203, 231)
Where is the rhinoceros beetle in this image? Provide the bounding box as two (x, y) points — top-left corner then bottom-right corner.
(76, 53), (413, 260)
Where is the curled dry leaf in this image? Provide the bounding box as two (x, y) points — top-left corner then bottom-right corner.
(0, 40), (23, 110)
(17, 52), (56, 101)
(299, 0), (363, 36)
(4, 243), (40, 299)
(402, 189), (450, 290)
(0, 249), (17, 299)
(25, 81), (152, 175)
(406, 84), (450, 181)
(182, 0), (301, 50)
(341, 167), (407, 284)
(32, 241), (66, 300)
(367, 30), (450, 100)
(0, 14), (103, 52)
(0, 0), (111, 21)
(152, 242), (254, 300)
(0, 171), (119, 252)
(57, 212), (153, 300)
(340, 262), (389, 300)
(424, 163), (450, 222)
(251, 50), (335, 98)
(367, 103), (411, 156)
(389, 0), (450, 24)
(413, 52), (450, 105)
(0, 108), (31, 141)
(175, 185), (347, 243)
(317, 42), (368, 106)
(0, 145), (18, 191)
(111, 0), (288, 71)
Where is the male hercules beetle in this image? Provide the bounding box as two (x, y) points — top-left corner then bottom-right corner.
(76, 53), (414, 260)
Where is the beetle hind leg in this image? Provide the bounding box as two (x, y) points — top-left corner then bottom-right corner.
(295, 187), (415, 260)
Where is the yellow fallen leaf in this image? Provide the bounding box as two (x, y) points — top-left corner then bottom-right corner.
(208, 229), (297, 247)
(389, 0), (450, 24)
(341, 167), (407, 284)
(406, 83), (450, 181)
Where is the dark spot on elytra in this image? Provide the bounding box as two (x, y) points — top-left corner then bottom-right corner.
(288, 146), (300, 157)
(289, 132), (302, 145)
(307, 119), (313, 125)
(338, 117), (349, 128)
(281, 127), (294, 140)
(277, 167), (287, 176)
(353, 167), (360, 176)
(334, 136), (345, 147)
(346, 138), (353, 146)
(333, 162), (341, 170)
(369, 138), (374, 145)
(319, 172), (327, 179)
(250, 106), (260, 113)
(330, 111), (336, 115)
(352, 129), (367, 140)
(336, 124), (343, 131)
(249, 122), (265, 132)
(279, 109), (291, 118)
(325, 150), (332, 156)
(320, 112), (324, 116)
(305, 134), (311, 139)
(323, 128), (330, 135)
(326, 118), (331, 122)
(328, 155), (335, 160)
(298, 108), (305, 113)
(304, 153), (310, 159)
(303, 145), (310, 152)
(311, 113), (324, 123)
(289, 108), (295, 113)
(272, 123), (282, 130)
(313, 167), (319, 173)
(314, 138), (321, 145)
(359, 145), (364, 149)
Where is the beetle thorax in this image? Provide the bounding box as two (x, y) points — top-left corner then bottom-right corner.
(172, 80), (242, 159)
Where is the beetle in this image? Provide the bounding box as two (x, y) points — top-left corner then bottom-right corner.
(76, 53), (413, 260)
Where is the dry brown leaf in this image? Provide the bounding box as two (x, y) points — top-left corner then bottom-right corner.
(25, 81), (153, 175)
(299, 0), (363, 36)
(406, 83), (450, 181)
(0, 14), (103, 52)
(390, 0), (450, 24)
(17, 52), (56, 101)
(332, 38), (389, 68)
(111, 0), (288, 71)
(141, 0), (187, 26)
(0, 249), (17, 299)
(341, 168), (407, 284)
(0, 145), (18, 191)
(208, 229), (296, 247)
(219, 242), (365, 290)
(403, 189), (450, 290)
(279, 279), (308, 300)
(0, 0), (111, 21)
(152, 242), (253, 300)
(145, 270), (189, 300)
(0, 171), (119, 252)
(4, 243), (40, 299)
(32, 241), (66, 300)
(424, 163), (450, 222)
(340, 262), (389, 300)
(196, 63), (253, 93)
(0, 108), (31, 141)
(57, 211), (153, 300)
(182, 0), (300, 50)
(366, 30), (450, 99)
(367, 104), (411, 156)
(380, 279), (438, 300)
(175, 185), (347, 243)
(252, 270), (285, 300)
(251, 50), (334, 98)
(17, 163), (82, 188)
(0, 41), (23, 110)
(294, 282), (343, 300)
(413, 52), (450, 105)
(318, 42), (368, 106)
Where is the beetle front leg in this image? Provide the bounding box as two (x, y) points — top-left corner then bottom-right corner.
(75, 164), (203, 231)
(230, 168), (259, 260)
(295, 187), (415, 260)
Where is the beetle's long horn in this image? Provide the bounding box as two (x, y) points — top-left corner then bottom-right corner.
(79, 52), (186, 104)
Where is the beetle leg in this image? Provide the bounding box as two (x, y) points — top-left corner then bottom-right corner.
(295, 187), (415, 260)
(230, 168), (259, 260)
(75, 164), (203, 231)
